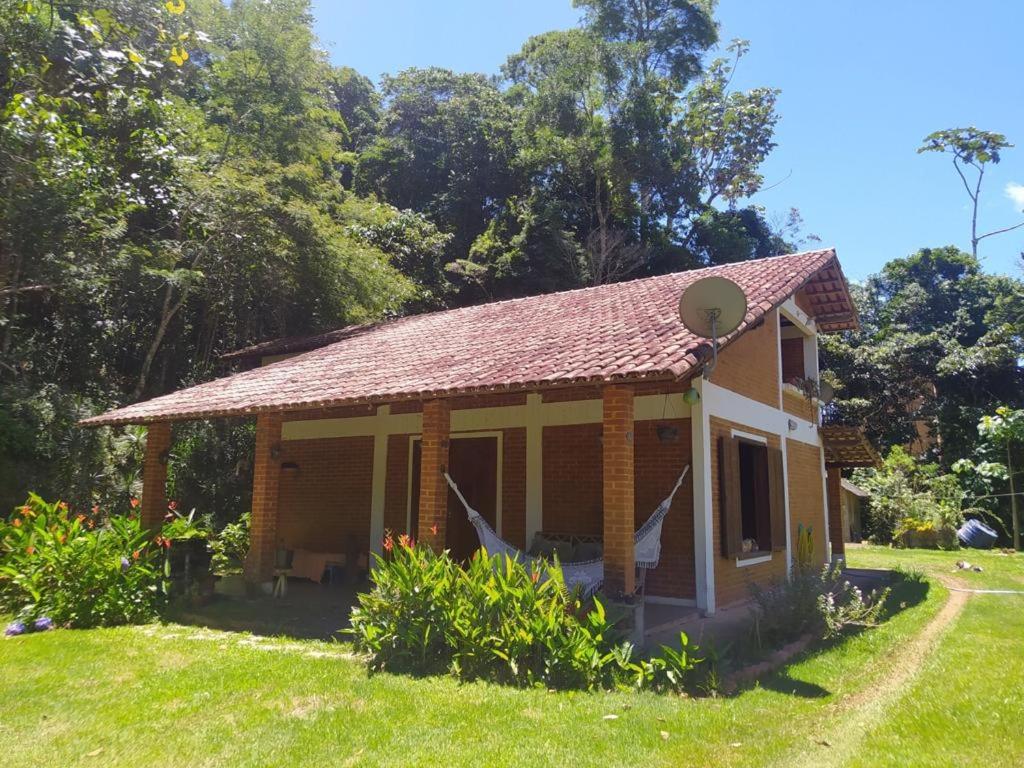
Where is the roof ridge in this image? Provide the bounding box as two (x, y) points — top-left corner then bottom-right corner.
(225, 248), (837, 360)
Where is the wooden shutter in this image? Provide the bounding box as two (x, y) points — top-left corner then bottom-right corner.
(719, 436), (742, 557)
(767, 446), (787, 552)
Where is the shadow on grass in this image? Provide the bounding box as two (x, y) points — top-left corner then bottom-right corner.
(722, 569), (931, 699)
(165, 579), (364, 642)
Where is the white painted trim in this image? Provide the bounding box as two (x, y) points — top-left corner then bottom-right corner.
(781, 436), (793, 575)
(525, 394), (543, 545)
(701, 381), (819, 448)
(283, 412), (422, 441)
(779, 298), (815, 336)
(731, 429), (768, 445)
(691, 378), (715, 616)
(776, 311), (785, 410)
(405, 431), (504, 539)
(281, 393), (690, 441)
(643, 595), (698, 607)
(368, 405), (389, 561)
(735, 553), (772, 568)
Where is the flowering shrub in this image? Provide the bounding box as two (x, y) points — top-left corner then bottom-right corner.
(0, 494), (165, 629)
(348, 534), (702, 692)
(749, 562), (889, 647)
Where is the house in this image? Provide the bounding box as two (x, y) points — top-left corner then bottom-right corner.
(83, 248), (876, 615)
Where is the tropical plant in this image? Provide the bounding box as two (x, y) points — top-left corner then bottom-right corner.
(977, 406), (1024, 549)
(348, 535), (702, 692)
(0, 495), (166, 628)
(209, 512), (251, 573)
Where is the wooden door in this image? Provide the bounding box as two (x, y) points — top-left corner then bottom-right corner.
(409, 436), (498, 561)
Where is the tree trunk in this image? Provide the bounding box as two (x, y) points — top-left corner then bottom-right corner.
(132, 283), (187, 401)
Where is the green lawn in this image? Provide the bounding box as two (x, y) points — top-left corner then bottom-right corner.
(0, 547), (1020, 767)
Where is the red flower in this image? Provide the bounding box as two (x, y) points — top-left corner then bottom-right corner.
(11, 518), (21, 528)
(76, 514), (87, 524)
(153, 535), (172, 550)
(25, 546), (35, 555)
(398, 533), (411, 549)
(20, 505), (33, 518)
(430, 524), (438, 537)
(132, 550), (141, 561)
(91, 505), (100, 515)
(382, 535), (394, 553)
(58, 534), (67, 544)
(531, 571), (540, 584)
(168, 500), (178, 511)
(57, 501), (68, 511)
(129, 498), (140, 509)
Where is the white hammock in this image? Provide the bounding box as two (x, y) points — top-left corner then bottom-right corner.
(443, 465), (689, 598)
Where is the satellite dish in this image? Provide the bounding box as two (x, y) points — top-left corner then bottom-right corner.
(678, 276), (748, 339)
(678, 275), (747, 379)
(818, 381), (835, 405)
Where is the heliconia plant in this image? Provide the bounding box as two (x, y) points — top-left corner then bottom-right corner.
(0, 494), (167, 629)
(348, 534), (702, 692)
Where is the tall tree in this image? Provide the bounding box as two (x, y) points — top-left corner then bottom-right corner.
(918, 128), (1024, 258)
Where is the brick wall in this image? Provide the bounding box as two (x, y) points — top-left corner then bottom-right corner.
(711, 311), (781, 407)
(709, 416), (788, 607)
(542, 423), (604, 535)
(782, 390), (816, 422)
(276, 436), (374, 556)
(786, 439), (828, 567)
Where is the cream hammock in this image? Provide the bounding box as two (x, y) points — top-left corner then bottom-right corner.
(443, 465), (689, 597)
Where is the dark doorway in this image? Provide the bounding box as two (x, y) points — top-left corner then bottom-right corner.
(410, 436), (498, 560)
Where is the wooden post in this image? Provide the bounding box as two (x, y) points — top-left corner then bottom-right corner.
(140, 422), (171, 529)
(418, 399), (450, 551)
(244, 412), (282, 585)
(826, 467), (844, 558)
(602, 385), (635, 596)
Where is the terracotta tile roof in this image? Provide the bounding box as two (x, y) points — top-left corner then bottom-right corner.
(82, 248), (854, 426)
(821, 425), (881, 468)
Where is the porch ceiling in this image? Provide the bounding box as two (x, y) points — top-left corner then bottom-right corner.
(821, 425), (881, 468)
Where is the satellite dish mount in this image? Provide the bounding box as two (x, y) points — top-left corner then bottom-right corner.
(678, 276), (748, 379)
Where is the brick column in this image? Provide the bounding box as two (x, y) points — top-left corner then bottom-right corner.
(244, 412), (282, 584)
(418, 399), (450, 551)
(602, 385), (635, 596)
(140, 422), (171, 529)
(826, 467), (844, 557)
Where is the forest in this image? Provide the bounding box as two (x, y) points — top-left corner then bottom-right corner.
(1, 1), (1022, 541)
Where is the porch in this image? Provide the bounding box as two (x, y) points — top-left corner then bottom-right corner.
(141, 383), (700, 609)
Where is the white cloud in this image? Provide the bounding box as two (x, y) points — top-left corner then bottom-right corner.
(1005, 182), (1024, 211)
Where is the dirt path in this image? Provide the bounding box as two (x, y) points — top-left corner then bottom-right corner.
(777, 577), (970, 768)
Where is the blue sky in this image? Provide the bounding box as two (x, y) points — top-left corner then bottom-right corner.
(311, 0), (1024, 281)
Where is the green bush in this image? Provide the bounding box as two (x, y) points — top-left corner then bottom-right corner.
(854, 447), (965, 547)
(749, 563), (890, 647)
(0, 494), (166, 628)
(209, 512), (251, 574)
(348, 536), (701, 692)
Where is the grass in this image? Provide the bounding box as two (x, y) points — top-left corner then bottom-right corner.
(844, 544), (1024, 768)
(0, 546), (1019, 767)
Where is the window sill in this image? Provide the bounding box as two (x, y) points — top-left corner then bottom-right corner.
(735, 552), (772, 568)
